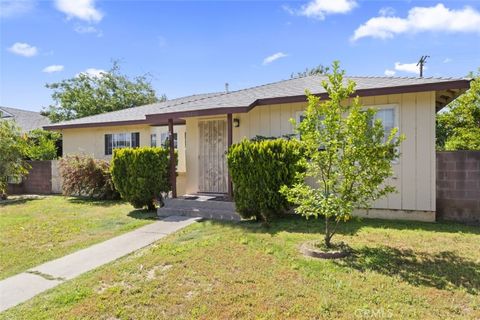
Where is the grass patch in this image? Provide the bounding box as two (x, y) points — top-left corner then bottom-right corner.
(1, 216), (479, 319)
(0, 195), (156, 279)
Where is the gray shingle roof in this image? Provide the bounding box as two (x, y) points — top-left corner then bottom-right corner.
(0, 106), (51, 132)
(46, 75), (469, 129)
(149, 75), (468, 115)
(46, 92), (222, 128)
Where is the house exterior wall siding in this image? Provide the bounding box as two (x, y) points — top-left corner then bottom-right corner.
(185, 92), (436, 216)
(61, 124), (187, 172)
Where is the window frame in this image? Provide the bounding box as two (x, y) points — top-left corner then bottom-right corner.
(365, 104), (400, 165)
(296, 105), (401, 163)
(366, 104), (399, 138)
(104, 132), (140, 156)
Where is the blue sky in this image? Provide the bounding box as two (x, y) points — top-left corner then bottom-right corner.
(1, 0), (479, 112)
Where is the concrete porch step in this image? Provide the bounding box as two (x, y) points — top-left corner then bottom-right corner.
(158, 207), (241, 221)
(158, 196), (241, 221)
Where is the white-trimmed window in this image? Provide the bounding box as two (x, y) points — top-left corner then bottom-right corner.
(369, 105), (398, 142)
(369, 105), (400, 164)
(104, 132), (140, 155)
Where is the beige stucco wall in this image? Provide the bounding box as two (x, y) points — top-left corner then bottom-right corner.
(50, 160), (62, 194)
(185, 92), (436, 214)
(150, 125), (187, 172)
(61, 124), (187, 172)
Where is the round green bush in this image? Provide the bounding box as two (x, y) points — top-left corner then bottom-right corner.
(110, 147), (175, 210)
(227, 138), (304, 222)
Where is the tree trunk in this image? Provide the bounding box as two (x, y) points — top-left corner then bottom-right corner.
(324, 216), (332, 248)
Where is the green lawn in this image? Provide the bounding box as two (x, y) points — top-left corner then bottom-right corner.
(2, 216), (479, 319)
(0, 195), (156, 280)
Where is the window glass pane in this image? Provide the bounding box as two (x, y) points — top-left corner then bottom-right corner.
(373, 108), (395, 140)
(124, 133), (129, 147)
(110, 133), (136, 151)
(105, 134), (112, 155)
(151, 134), (157, 147)
(160, 133), (168, 147)
(131, 132), (139, 148)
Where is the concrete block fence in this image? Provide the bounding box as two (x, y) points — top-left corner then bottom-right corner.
(436, 151), (480, 224)
(7, 160), (62, 195)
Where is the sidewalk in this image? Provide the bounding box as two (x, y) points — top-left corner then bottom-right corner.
(0, 216), (199, 312)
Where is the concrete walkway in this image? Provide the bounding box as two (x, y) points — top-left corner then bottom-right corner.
(0, 216), (199, 312)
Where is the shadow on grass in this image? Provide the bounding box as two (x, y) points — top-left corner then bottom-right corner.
(0, 196), (45, 207)
(336, 246), (480, 294)
(127, 209), (158, 220)
(67, 196), (125, 207)
(208, 216), (480, 293)
(211, 214), (480, 236)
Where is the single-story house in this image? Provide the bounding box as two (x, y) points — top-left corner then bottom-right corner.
(45, 75), (471, 221)
(1, 106), (51, 133)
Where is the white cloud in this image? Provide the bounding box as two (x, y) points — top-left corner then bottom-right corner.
(443, 58), (452, 63)
(8, 42), (38, 57)
(394, 62), (421, 75)
(378, 7), (395, 17)
(352, 4), (480, 41)
(77, 68), (106, 78)
(285, 0), (357, 20)
(262, 52), (288, 65)
(0, 0), (35, 18)
(74, 25), (103, 37)
(384, 69), (396, 76)
(42, 65), (64, 73)
(55, 0), (103, 22)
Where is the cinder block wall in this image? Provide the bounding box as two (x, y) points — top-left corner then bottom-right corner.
(437, 151), (480, 224)
(7, 161), (53, 195)
(24, 161), (52, 194)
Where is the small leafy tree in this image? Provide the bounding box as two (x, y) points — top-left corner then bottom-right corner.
(0, 121), (30, 198)
(43, 61), (165, 123)
(436, 69), (480, 150)
(281, 62), (403, 248)
(26, 129), (61, 160)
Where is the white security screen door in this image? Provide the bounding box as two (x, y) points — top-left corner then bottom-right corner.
(198, 119), (228, 193)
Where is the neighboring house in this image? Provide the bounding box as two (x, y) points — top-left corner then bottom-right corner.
(45, 75), (471, 221)
(0, 106), (51, 133)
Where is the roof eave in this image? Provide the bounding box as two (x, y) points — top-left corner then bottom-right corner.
(44, 79), (471, 130)
(145, 79), (472, 121)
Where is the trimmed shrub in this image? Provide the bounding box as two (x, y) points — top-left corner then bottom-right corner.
(227, 138), (304, 222)
(110, 147), (175, 210)
(26, 129), (61, 161)
(59, 155), (119, 200)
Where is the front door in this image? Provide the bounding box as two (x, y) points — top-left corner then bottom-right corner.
(198, 119), (227, 193)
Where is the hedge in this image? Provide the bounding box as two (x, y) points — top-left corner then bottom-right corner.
(227, 138), (304, 221)
(59, 155), (119, 200)
(110, 147), (176, 210)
